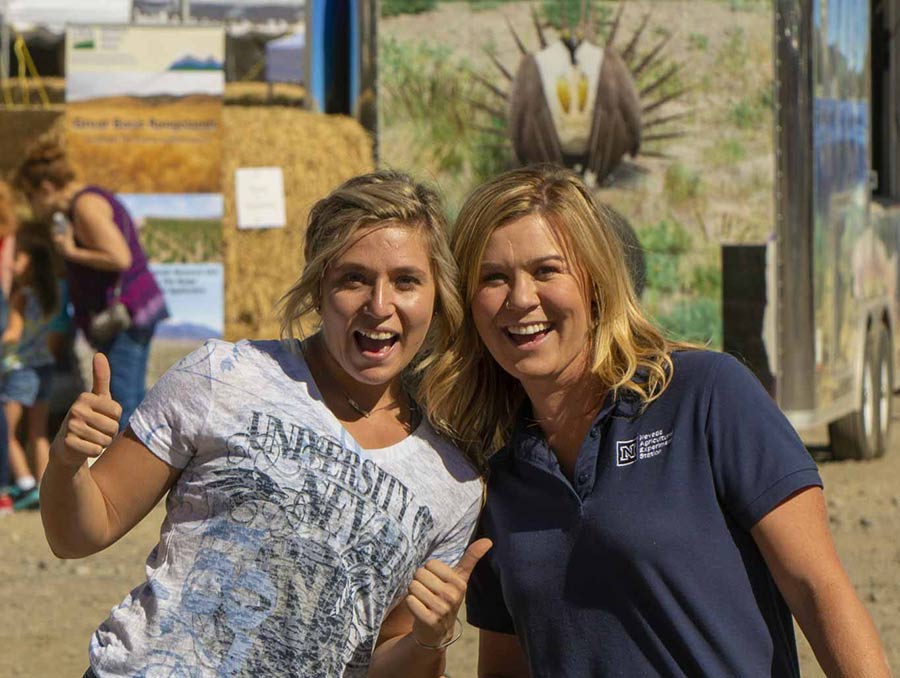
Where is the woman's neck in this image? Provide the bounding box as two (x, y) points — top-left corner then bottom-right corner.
(521, 369), (606, 479)
(302, 333), (404, 416)
(60, 182), (84, 210)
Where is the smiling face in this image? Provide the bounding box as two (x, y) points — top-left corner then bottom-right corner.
(471, 213), (593, 389)
(317, 222), (436, 388)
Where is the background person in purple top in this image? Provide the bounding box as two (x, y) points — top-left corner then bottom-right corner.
(13, 138), (168, 428)
(423, 164), (890, 677)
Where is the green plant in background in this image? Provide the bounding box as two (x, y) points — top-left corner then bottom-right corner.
(381, 0), (436, 17)
(541, 0), (610, 31)
(465, 0), (507, 10)
(663, 162), (703, 204)
(689, 264), (722, 297)
(711, 138), (747, 164)
(688, 32), (709, 52)
(729, 97), (764, 129)
(717, 26), (749, 78)
(641, 219), (691, 294)
(658, 297), (722, 345)
(639, 219), (721, 346)
(380, 36), (510, 205)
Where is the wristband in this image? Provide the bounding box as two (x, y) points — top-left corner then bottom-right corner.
(413, 617), (463, 650)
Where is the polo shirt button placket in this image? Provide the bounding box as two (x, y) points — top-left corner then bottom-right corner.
(577, 471), (589, 485)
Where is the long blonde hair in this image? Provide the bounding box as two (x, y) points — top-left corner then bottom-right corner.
(422, 164), (684, 466)
(277, 169), (463, 382)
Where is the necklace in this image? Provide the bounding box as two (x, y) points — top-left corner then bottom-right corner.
(344, 392), (400, 418)
(300, 336), (419, 425)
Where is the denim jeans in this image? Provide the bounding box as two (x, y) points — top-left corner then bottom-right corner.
(98, 325), (154, 430)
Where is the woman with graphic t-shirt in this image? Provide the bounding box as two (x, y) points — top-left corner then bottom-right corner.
(40, 171), (487, 677)
(422, 165), (889, 677)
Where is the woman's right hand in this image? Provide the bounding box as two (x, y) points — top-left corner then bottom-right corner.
(52, 353), (122, 468)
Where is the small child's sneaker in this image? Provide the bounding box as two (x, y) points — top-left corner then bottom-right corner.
(12, 487), (39, 511)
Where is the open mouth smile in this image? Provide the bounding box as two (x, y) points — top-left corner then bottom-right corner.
(354, 328), (400, 356)
(504, 321), (553, 347)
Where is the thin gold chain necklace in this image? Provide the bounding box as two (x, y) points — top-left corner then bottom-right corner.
(300, 336), (415, 421)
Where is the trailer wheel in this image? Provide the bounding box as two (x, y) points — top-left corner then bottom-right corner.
(828, 324), (891, 460)
(873, 323), (893, 458)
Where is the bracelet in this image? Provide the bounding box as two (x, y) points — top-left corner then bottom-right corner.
(413, 617), (463, 650)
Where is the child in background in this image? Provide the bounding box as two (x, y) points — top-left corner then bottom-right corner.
(1, 228), (59, 510)
(0, 182), (17, 497)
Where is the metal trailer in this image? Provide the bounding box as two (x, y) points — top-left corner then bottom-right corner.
(724, 0), (900, 460)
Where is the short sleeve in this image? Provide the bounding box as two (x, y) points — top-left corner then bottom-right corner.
(128, 341), (216, 469)
(426, 492), (481, 567)
(465, 522), (515, 634)
(706, 353), (822, 530)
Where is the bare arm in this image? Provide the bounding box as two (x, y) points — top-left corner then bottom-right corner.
(369, 602), (445, 677)
(369, 539), (493, 678)
(55, 193), (132, 272)
(1, 290), (25, 345)
(40, 353), (180, 558)
(478, 629), (530, 678)
(751, 486), (890, 677)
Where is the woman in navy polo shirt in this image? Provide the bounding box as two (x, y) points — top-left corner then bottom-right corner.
(423, 164), (889, 676)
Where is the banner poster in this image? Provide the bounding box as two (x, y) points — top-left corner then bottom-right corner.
(377, 1), (779, 347)
(65, 25), (224, 193)
(118, 193), (225, 379)
(65, 26), (225, 380)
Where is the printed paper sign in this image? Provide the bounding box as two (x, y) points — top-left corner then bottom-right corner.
(235, 167), (287, 229)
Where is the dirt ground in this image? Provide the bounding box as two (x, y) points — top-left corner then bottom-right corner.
(0, 404), (897, 676)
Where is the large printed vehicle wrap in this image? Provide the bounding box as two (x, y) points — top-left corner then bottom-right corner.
(375, 0), (900, 459)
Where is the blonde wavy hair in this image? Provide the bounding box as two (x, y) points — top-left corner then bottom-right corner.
(277, 169), (463, 382)
(422, 164), (687, 465)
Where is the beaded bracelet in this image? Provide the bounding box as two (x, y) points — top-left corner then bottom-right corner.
(413, 618), (463, 650)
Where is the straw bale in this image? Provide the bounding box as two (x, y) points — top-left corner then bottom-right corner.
(0, 107), (65, 177)
(222, 106), (374, 341)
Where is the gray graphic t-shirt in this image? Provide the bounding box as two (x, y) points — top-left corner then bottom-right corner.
(89, 339), (482, 677)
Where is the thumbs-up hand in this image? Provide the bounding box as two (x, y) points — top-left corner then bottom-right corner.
(405, 538), (493, 648)
(50, 353), (123, 468)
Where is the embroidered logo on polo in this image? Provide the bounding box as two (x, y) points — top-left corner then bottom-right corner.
(615, 429), (673, 466)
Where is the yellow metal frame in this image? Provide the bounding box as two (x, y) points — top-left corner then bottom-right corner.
(1, 30), (50, 107)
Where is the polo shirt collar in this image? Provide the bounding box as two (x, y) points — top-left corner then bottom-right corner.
(507, 385), (643, 468)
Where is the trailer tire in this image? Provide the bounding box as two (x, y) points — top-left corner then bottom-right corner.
(828, 324), (891, 460)
(873, 323), (893, 458)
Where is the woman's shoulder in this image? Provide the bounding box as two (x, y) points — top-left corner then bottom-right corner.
(187, 338), (305, 375)
(667, 349), (766, 403)
(670, 348), (744, 382)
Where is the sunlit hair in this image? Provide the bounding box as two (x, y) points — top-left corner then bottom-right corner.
(277, 168), (463, 384)
(0, 181), (17, 237)
(422, 164), (688, 465)
(12, 136), (76, 195)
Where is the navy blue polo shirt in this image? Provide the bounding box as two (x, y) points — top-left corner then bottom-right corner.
(466, 350), (822, 677)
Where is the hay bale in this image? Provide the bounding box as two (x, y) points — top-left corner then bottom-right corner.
(0, 107), (65, 178)
(222, 107), (374, 340)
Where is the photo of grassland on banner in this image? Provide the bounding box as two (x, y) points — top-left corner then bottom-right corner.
(64, 25), (226, 381)
(65, 25), (224, 193)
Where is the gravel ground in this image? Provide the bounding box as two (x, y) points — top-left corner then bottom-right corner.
(0, 404), (897, 676)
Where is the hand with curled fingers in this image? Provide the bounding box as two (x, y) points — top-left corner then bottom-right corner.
(405, 538), (493, 649)
(52, 353), (122, 468)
